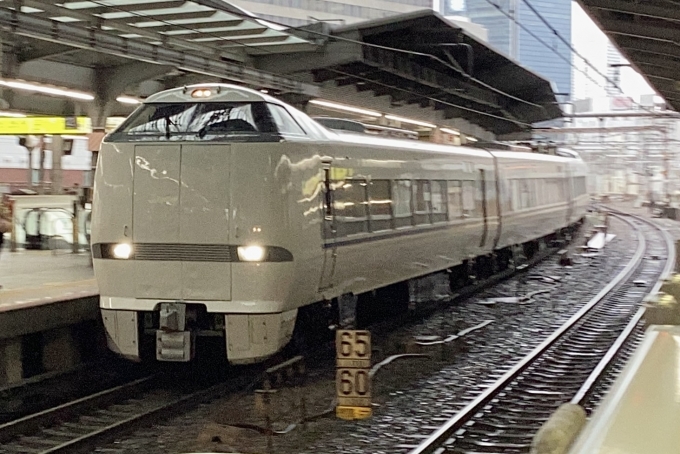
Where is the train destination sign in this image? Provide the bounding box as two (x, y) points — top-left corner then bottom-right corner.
(336, 329), (372, 420)
(0, 116), (92, 135)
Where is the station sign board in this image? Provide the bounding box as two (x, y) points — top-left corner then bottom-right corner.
(336, 329), (372, 420)
(0, 116), (92, 135)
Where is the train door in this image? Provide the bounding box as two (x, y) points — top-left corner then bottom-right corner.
(319, 159), (337, 291)
(478, 169), (489, 248)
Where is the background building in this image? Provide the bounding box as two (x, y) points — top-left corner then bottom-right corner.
(440, 0), (572, 100)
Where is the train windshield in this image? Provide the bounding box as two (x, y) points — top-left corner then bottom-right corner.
(108, 101), (306, 142)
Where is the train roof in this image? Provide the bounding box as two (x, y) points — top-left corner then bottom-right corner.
(143, 83), (285, 105)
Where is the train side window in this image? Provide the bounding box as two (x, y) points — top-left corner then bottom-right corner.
(333, 179), (368, 237)
(462, 180), (476, 217)
(431, 180), (447, 223)
(368, 180), (393, 232)
(414, 180), (432, 225)
(267, 104), (306, 136)
(392, 180), (413, 228)
(447, 181), (462, 219)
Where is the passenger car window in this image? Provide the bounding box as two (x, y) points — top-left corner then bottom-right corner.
(392, 180), (413, 228)
(414, 180), (431, 225)
(431, 180), (447, 222)
(333, 180), (368, 237)
(447, 181), (462, 219)
(368, 180), (392, 231)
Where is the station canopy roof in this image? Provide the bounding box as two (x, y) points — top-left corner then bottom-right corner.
(257, 10), (564, 136)
(0, 0), (319, 95)
(578, 0), (680, 111)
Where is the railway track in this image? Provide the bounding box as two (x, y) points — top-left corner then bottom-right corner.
(0, 359), (148, 425)
(407, 211), (674, 454)
(0, 367), (259, 454)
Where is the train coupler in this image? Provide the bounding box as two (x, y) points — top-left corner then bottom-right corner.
(156, 302), (195, 362)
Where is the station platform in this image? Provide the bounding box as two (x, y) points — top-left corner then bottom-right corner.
(0, 248), (97, 312)
(0, 248), (101, 384)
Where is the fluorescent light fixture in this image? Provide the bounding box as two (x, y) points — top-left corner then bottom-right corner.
(309, 99), (382, 118)
(440, 127), (460, 136)
(384, 114), (436, 128)
(0, 111), (26, 117)
(0, 79), (94, 101)
(466, 136), (478, 142)
(116, 96), (141, 105)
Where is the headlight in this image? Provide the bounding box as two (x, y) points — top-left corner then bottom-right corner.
(112, 243), (132, 259)
(237, 245), (265, 262)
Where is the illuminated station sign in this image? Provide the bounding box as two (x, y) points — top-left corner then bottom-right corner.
(0, 116), (92, 135)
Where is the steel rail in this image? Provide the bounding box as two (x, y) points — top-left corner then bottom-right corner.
(570, 210), (675, 405)
(41, 377), (251, 454)
(409, 212), (649, 454)
(0, 376), (156, 444)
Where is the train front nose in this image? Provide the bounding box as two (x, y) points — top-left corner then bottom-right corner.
(131, 144), (232, 302)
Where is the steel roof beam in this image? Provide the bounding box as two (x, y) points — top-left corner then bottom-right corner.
(604, 15), (680, 42)
(361, 46), (500, 109)
(169, 27), (269, 39)
(148, 20), (245, 33)
(214, 35), (290, 46)
(637, 65), (679, 82)
(68, 1), (189, 15)
(584, 0), (680, 22)
(21, 0), (248, 63)
(616, 36), (680, 59)
(104, 11), (218, 24)
(14, 41), (77, 63)
(0, 7), (319, 95)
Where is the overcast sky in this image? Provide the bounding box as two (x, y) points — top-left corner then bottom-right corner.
(572, 1), (656, 101)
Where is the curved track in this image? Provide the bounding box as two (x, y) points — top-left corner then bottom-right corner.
(408, 210), (674, 454)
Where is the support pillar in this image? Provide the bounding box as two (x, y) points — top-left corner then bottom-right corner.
(51, 135), (63, 195)
(42, 327), (80, 373)
(0, 338), (23, 385)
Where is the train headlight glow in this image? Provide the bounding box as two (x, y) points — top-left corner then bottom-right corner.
(112, 243), (132, 259)
(191, 89), (212, 98)
(237, 245), (265, 262)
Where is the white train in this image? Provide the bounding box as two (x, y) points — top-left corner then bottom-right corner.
(91, 84), (588, 364)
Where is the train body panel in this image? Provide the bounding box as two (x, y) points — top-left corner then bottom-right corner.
(91, 83), (589, 364)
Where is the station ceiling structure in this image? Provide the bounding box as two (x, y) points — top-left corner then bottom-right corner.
(0, 0), (319, 100)
(578, 0), (680, 111)
(256, 10), (564, 136)
(0, 2), (563, 138)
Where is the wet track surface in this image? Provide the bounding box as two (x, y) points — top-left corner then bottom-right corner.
(74, 214), (658, 454)
(406, 213), (671, 454)
(0, 210), (668, 454)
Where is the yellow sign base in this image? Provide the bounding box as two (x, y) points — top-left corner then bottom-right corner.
(336, 406), (372, 420)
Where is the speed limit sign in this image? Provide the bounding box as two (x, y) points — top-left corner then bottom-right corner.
(336, 330), (372, 419)
(336, 330), (371, 368)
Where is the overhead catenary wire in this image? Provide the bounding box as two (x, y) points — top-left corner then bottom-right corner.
(483, 0), (607, 93)
(94, 0), (547, 111)
(326, 67), (535, 128)
(492, 0), (658, 114)
(81, 1), (545, 128)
